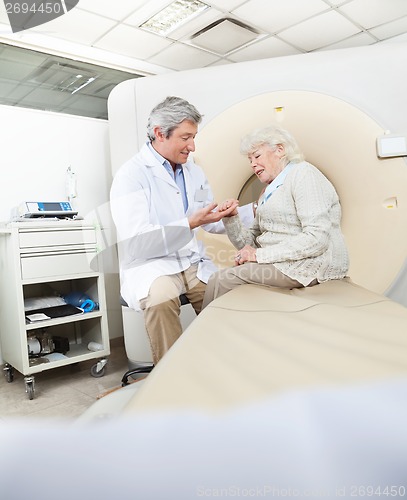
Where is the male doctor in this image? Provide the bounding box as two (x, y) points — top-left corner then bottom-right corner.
(110, 96), (253, 364)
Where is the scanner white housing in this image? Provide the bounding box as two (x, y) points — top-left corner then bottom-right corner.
(109, 41), (407, 306)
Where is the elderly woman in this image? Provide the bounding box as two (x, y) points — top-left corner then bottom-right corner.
(202, 125), (349, 307)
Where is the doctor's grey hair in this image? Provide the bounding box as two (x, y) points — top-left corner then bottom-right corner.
(240, 125), (304, 163)
(147, 96), (203, 141)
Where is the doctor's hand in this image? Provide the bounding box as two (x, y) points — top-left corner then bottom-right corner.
(217, 198), (239, 217)
(188, 201), (239, 229)
(234, 245), (257, 265)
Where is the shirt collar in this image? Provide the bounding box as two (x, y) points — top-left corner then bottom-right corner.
(147, 141), (181, 171)
(261, 162), (295, 204)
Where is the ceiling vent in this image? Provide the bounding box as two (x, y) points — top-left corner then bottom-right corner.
(189, 18), (263, 55)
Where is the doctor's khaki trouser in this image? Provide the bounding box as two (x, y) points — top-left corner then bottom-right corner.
(139, 264), (206, 365)
(202, 262), (307, 309)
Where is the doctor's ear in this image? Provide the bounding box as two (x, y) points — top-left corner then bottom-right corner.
(154, 126), (166, 142)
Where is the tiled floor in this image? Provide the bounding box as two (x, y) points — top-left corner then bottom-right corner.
(0, 336), (129, 421)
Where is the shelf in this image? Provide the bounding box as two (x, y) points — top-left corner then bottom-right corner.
(25, 310), (103, 330)
(27, 344), (109, 374)
(22, 271), (100, 285)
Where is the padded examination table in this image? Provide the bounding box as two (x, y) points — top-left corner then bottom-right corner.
(123, 278), (407, 413)
(4, 279), (407, 500)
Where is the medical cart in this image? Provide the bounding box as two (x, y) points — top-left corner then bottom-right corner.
(0, 220), (110, 399)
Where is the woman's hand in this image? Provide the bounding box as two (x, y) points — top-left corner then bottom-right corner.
(218, 198), (239, 217)
(234, 244), (257, 265)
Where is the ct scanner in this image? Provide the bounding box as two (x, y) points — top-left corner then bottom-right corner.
(106, 41), (407, 375)
(2, 42), (407, 499)
(108, 43), (407, 302)
(96, 40), (407, 412)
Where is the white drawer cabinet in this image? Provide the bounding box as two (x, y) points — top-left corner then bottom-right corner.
(0, 221), (110, 399)
(19, 228), (97, 248)
(20, 249), (97, 279)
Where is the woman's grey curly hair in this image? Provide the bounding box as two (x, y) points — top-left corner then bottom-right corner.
(240, 125), (304, 163)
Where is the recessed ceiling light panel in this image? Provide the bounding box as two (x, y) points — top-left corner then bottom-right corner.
(140, 0), (210, 36)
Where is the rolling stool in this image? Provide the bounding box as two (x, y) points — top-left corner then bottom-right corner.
(120, 294), (196, 386)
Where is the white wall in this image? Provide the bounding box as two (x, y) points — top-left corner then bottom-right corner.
(0, 105), (109, 220)
(0, 105), (123, 363)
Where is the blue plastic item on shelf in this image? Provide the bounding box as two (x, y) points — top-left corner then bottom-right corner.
(63, 292), (97, 313)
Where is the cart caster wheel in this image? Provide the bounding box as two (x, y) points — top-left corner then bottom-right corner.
(26, 383), (34, 400)
(24, 376), (35, 400)
(90, 358), (107, 378)
(90, 363), (105, 378)
(3, 364), (14, 383)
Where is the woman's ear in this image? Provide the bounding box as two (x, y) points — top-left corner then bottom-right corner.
(275, 143), (285, 157)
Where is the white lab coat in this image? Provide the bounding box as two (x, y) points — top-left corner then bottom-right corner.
(110, 143), (253, 310)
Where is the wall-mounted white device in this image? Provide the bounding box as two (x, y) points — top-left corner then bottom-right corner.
(376, 133), (407, 158)
(18, 201), (78, 219)
(66, 165), (77, 201)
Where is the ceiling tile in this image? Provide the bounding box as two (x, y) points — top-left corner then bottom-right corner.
(148, 43), (219, 70)
(278, 9), (360, 51)
(0, 45), (49, 80)
(207, 0), (250, 10)
(319, 31), (377, 50)
(19, 87), (72, 106)
(339, 0), (407, 29)
(0, 59), (43, 80)
(0, 22), (14, 37)
(3, 83), (37, 102)
(368, 16), (407, 40)
(32, 9), (117, 45)
(323, 0), (349, 5)
(228, 36), (301, 62)
(1, 0), (407, 85)
(76, 0), (146, 21)
(232, 0), (329, 33)
(382, 32), (407, 44)
(206, 58), (234, 67)
(0, 6), (10, 25)
(0, 80), (19, 95)
(61, 94), (106, 113)
(94, 24), (173, 60)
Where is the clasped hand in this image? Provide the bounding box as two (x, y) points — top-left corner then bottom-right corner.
(188, 201), (239, 229)
(217, 198), (239, 216)
(234, 244), (257, 265)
